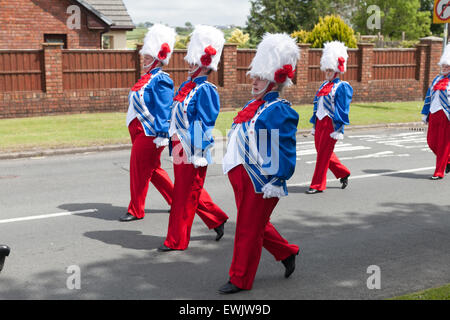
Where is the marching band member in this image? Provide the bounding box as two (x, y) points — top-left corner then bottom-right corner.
(421, 43), (450, 180)
(120, 24), (177, 222)
(218, 33), (300, 294)
(121, 25), (227, 241)
(159, 25), (228, 251)
(306, 41), (353, 194)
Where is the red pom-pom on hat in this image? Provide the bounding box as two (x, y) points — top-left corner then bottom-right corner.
(274, 64), (295, 84)
(158, 43), (171, 61)
(204, 45), (217, 56)
(200, 45), (217, 66)
(338, 57), (346, 72)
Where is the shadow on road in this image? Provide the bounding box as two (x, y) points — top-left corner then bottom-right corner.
(1, 201), (449, 300)
(57, 203), (169, 222)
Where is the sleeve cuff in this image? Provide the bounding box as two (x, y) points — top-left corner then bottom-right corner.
(262, 183), (287, 199)
(330, 132), (345, 140)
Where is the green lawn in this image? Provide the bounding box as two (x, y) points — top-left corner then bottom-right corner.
(391, 284), (450, 300)
(0, 101), (424, 152)
(0, 113), (130, 152)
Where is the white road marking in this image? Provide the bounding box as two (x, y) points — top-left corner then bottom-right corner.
(304, 151), (410, 163)
(0, 209), (98, 225)
(297, 145), (371, 156)
(287, 167), (435, 187)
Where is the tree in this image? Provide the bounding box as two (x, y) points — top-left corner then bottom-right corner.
(420, 0), (444, 35)
(245, 0), (353, 46)
(351, 0), (431, 40)
(176, 21), (194, 37)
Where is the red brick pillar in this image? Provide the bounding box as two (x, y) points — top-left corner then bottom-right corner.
(43, 43), (63, 96)
(220, 43), (237, 110)
(420, 36), (443, 96)
(296, 43), (310, 103)
(222, 44), (237, 89)
(358, 43), (374, 101)
(415, 43), (428, 97)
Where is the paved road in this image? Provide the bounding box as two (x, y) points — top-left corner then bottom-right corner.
(0, 127), (449, 300)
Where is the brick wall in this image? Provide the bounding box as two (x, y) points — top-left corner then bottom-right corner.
(0, 0), (104, 50)
(0, 37), (445, 119)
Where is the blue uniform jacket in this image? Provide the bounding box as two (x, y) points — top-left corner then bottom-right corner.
(229, 91), (299, 195)
(422, 74), (450, 118)
(129, 67), (174, 138)
(169, 76), (220, 164)
(309, 78), (353, 134)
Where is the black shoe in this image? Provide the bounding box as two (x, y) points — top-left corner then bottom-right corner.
(218, 281), (243, 294)
(214, 221), (226, 241)
(157, 244), (176, 252)
(306, 188), (323, 194)
(281, 250), (299, 279)
(0, 245), (10, 273)
(430, 176), (443, 180)
(340, 174), (350, 189)
(119, 213), (142, 222)
(446, 164), (450, 174)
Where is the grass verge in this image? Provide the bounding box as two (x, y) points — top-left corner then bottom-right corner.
(0, 101), (424, 152)
(390, 284), (450, 300)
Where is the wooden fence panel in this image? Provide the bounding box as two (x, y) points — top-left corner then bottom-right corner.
(62, 50), (138, 90)
(164, 50), (223, 88)
(236, 50), (256, 84)
(373, 49), (417, 80)
(0, 50), (44, 92)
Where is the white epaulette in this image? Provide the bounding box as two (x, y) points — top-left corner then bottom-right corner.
(205, 81), (217, 90)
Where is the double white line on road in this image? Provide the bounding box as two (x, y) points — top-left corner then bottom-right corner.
(288, 166), (436, 187)
(0, 209), (98, 225)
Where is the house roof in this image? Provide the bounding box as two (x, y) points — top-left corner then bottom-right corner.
(76, 0), (135, 30)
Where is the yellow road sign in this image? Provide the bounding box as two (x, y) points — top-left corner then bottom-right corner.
(434, 0), (450, 23)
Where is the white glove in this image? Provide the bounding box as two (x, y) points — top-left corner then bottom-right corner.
(153, 137), (169, 148)
(311, 128), (315, 136)
(330, 131), (344, 140)
(422, 115), (428, 125)
(261, 183), (286, 199)
(192, 156), (208, 168)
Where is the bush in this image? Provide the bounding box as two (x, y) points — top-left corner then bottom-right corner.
(175, 35), (190, 49)
(398, 40), (419, 48)
(291, 30), (310, 44)
(306, 15), (358, 48)
(226, 28), (251, 48)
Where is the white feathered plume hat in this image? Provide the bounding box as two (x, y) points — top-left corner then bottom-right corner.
(439, 43), (450, 66)
(185, 25), (225, 71)
(140, 24), (176, 65)
(247, 33), (300, 87)
(320, 41), (349, 73)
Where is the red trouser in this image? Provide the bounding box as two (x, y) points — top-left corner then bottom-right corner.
(128, 118), (173, 219)
(310, 117), (351, 191)
(128, 118), (228, 228)
(427, 110), (450, 178)
(227, 165), (299, 290)
(163, 139), (228, 250)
